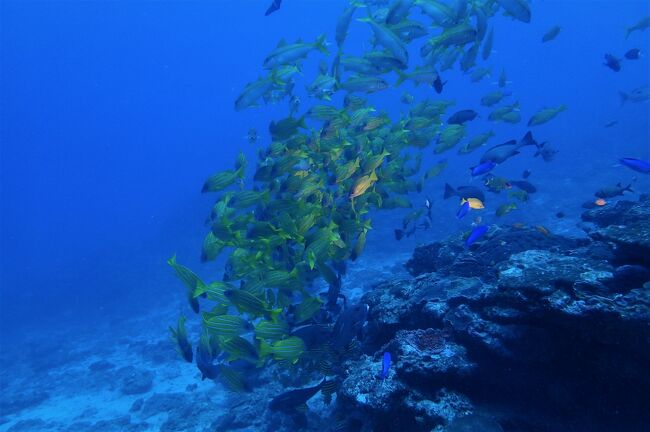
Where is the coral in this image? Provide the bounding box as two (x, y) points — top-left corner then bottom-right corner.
(405, 328), (448, 354)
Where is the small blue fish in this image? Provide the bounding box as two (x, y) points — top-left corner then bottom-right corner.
(380, 352), (391, 380)
(620, 157), (650, 174)
(466, 225), (488, 247)
(470, 161), (497, 176)
(456, 201), (470, 220)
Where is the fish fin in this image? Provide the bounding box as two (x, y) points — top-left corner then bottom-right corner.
(443, 183), (456, 199)
(619, 91), (628, 106)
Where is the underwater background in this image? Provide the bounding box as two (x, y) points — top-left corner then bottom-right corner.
(1, 0), (649, 431)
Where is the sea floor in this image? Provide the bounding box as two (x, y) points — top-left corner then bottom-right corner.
(0, 245), (412, 432)
(1, 169), (647, 432)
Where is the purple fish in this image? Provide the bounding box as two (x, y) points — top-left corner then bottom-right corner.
(465, 225), (488, 247)
(265, 0), (282, 16)
(456, 201), (470, 219)
(380, 352), (391, 380)
(470, 161), (496, 176)
(624, 48), (640, 60)
(620, 157), (650, 174)
(604, 53), (621, 72)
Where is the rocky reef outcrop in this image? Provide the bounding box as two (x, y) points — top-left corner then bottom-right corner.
(336, 195), (650, 432)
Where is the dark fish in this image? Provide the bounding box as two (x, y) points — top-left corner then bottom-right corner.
(394, 223), (416, 241)
(332, 304), (368, 351)
(495, 0), (531, 23)
(481, 140), (519, 163)
(448, 109), (478, 125)
(604, 120), (618, 128)
(542, 25), (561, 43)
(196, 341), (218, 381)
(169, 316), (193, 363)
(480, 131), (540, 164)
(536, 144), (558, 162)
(466, 225), (488, 247)
(433, 75), (446, 94)
(522, 169), (531, 178)
(325, 270), (343, 310)
(444, 183), (486, 202)
(291, 324), (332, 349)
(555, 212), (565, 218)
(269, 116), (306, 141)
(265, 0), (282, 16)
(620, 158), (650, 174)
(470, 161), (496, 177)
(379, 352), (391, 380)
(456, 201), (470, 220)
(509, 180), (537, 193)
(624, 48), (641, 60)
(604, 53), (621, 72)
(595, 182), (634, 199)
(619, 86), (650, 105)
(269, 379), (326, 412)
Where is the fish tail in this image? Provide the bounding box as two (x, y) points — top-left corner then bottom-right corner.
(267, 308), (283, 323)
(315, 34), (329, 55)
(259, 339), (272, 359)
(520, 130), (540, 149)
(619, 91), (628, 106)
(298, 115), (308, 129)
(443, 183), (456, 199)
(395, 70), (408, 87)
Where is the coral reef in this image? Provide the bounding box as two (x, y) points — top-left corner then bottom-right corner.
(333, 196), (650, 431)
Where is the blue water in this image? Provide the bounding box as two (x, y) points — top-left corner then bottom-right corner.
(1, 0), (649, 431)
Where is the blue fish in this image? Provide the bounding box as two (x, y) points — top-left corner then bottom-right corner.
(620, 158), (650, 174)
(380, 352), (391, 380)
(466, 225), (488, 247)
(456, 201), (470, 220)
(470, 161), (497, 176)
